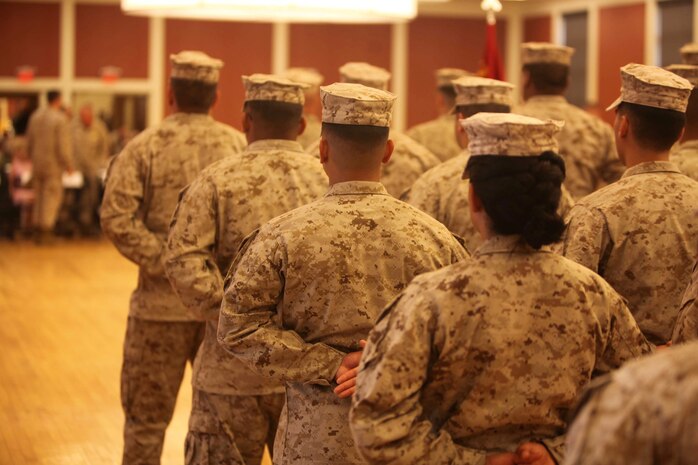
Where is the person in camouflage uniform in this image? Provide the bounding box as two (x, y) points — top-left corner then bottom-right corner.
(406, 68), (470, 162)
(306, 62), (441, 197)
(667, 64), (698, 181)
(349, 112), (652, 465)
(100, 51), (246, 465)
(26, 90), (74, 242)
(403, 75), (575, 251)
(672, 259), (698, 344)
(282, 67), (324, 150)
(217, 82), (468, 465)
(515, 42), (624, 199)
(565, 341), (698, 465)
(559, 63), (698, 346)
(164, 74), (328, 465)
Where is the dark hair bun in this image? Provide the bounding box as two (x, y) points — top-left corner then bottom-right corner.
(467, 151), (566, 249)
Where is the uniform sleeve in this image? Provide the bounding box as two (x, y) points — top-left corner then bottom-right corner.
(350, 287), (488, 465)
(558, 205), (610, 274)
(217, 228), (346, 385)
(403, 174), (440, 220)
(164, 178), (221, 321)
(595, 285), (654, 373)
(57, 115), (74, 171)
(672, 261), (698, 344)
(100, 146), (164, 274)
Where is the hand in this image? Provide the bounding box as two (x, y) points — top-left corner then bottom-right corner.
(333, 340), (367, 399)
(485, 452), (517, 465)
(515, 443), (555, 465)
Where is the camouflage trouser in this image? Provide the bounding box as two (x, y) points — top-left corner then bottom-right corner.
(186, 389), (285, 465)
(32, 171), (63, 230)
(121, 317), (205, 465)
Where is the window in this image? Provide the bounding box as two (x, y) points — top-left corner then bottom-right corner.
(562, 11), (588, 107)
(658, 0), (694, 66)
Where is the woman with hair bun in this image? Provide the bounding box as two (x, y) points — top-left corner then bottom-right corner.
(347, 113), (653, 465)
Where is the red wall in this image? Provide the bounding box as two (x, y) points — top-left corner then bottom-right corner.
(165, 19), (272, 129)
(0, 2), (60, 77)
(75, 4), (149, 78)
(598, 3), (645, 123)
(524, 16), (552, 43)
(406, 16), (507, 128)
(289, 24), (392, 87)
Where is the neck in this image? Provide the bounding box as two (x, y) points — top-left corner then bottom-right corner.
(623, 149), (670, 169)
(525, 89), (565, 101)
(247, 133), (296, 144)
(328, 169), (381, 186)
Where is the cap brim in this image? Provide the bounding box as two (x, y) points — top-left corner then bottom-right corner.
(605, 96), (622, 112)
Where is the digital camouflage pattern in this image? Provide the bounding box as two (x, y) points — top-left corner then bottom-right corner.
(242, 74), (308, 104)
(320, 83), (396, 128)
(121, 317), (205, 465)
(515, 95), (624, 198)
(170, 51), (223, 84)
(402, 152), (575, 251)
(673, 259), (698, 344)
(350, 235), (653, 465)
(670, 140), (698, 181)
(681, 43), (698, 65)
(435, 67), (470, 87)
(185, 389), (285, 465)
(607, 63), (693, 112)
(665, 64), (698, 86)
(339, 62), (391, 91)
(298, 114), (322, 149)
(306, 131), (441, 198)
(73, 118), (109, 177)
(565, 341), (698, 465)
(27, 106), (74, 230)
(406, 114), (462, 162)
(558, 161), (698, 344)
(452, 76), (514, 108)
(164, 139), (328, 395)
(218, 181), (469, 465)
(522, 42), (574, 65)
(101, 112), (246, 321)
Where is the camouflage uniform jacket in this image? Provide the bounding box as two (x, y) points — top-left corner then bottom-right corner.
(350, 234), (653, 465)
(306, 131), (441, 197)
(673, 259), (698, 344)
(164, 139), (328, 395)
(558, 161), (698, 344)
(402, 151), (575, 251)
(515, 95), (624, 198)
(670, 139), (698, 182)
(101, 112), (246, 321)
(218, 181), (469, 465)
(297, 114), (322, 149)
(565, 341), (698, 465)
(27, 106), (73, 175)
(406, 114), (462, 162)
(73, 119), (109, 176)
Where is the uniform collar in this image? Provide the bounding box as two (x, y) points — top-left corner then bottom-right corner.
(677, 140), (698, 150)
(474, 234), (546, 256)
(526, 95), (568, 105)
(326, 181), (389, 197)
(621, 161), (681, 179)
(166, 112), (214, 124)
(247, 139), (305, 153)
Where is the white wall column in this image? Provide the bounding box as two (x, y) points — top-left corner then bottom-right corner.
(147, 16), (165, 127)
(644, 0), (658, 65)
(391, 22), (408, 132)
(505, 6), (523, 104)
(272, 22), (290, 75)
(586, 4), (600, 105)
(59, 0), (76, 105)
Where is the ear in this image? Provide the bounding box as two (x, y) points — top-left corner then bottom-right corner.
(298, 116), (307, 137)
(522, 69), (531, 89)
(167, 86), (175, 108)
(242, 111), (251, 134)
(382, 139), (395, 164)
(319, 137), (329, 164)
(456, 113), (466, 134)
(616, 111), (630, 139)
(468, 182), (484, 213)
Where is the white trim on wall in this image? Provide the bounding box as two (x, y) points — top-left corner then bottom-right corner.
(272, 22), (290, 75)
(391, 22), (409, 132)
(644, 0), (658, 66)
(587, 4), (600, 105)
(60, 0), (76, 105)
(148, 17), (165, 126)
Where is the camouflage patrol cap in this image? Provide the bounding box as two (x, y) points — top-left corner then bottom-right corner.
(242, 74), (309, 105)
(170, 51), (223, 84)
(666, 64), (698, 86)
(461, 112), (563, 160)
(452, 76), (514, 108)
(282, 67), (324, 91)
(339, 62), (391, 91)
(606, 63), (693, 112)
(522, 42), (574, 66)
(680, 43), (698, 65)
(436, 68), (471, 88)
(320, 82), (396, 127)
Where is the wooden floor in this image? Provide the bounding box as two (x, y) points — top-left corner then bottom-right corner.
(0, 239), (198, 464)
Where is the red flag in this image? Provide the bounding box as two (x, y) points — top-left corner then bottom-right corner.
(480, 18), (505, 81)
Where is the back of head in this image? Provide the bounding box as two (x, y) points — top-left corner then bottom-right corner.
(467, 152), (566, 249)
(321, 123), (389, 170)
(170, 78), (217, 113)
(244, 100), (303, 138)
(524, 63), (569, 95)
(686, 90), (698, 127)
(618, 102), (686, 151)
(47, 90), (61, 105)
(456, 103), (510, 119)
